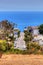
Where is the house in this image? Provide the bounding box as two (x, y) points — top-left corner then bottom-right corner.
(33, 35), (43, 45)
(26, 26), (43, 45)
(30, 26), (43, 45)
(31, 26), (39, 37)
(25, 26), (39, 37)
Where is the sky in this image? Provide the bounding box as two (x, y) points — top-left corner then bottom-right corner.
(0, 0), (43, 11)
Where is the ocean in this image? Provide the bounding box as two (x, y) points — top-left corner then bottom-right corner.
(0, 11), (43, 31)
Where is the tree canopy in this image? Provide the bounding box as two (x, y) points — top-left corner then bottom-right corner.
(38, 24), (43, 35)
(0, 20), (15, 31)
(0, 20), (16, 40)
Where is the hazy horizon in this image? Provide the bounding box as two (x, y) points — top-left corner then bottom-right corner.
(0, 0), (43, 11)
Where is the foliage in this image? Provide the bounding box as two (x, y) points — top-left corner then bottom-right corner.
(0, 20), (16, 42)
(0, 40), (7, 52)
(0, 20), (15, 30)
(0, 40), (42, 54)
(27, 26), (32, 33)
(24, 30), (33, 43)
(0, 40), (6, 43)
(24, 27), (42, 54)
(26, 42), (41, 54)
(17, 30), (20, 37)
(14, 49), (22, 54)
(38, 24), (43, 34)
(0, 40), (14, 53)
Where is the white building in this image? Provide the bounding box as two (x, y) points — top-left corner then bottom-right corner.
(31, 26), (43, 45)
(32, 26), (39, 36)
(33, 35), (43, 45)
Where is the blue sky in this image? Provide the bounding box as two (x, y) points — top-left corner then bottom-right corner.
(0, 0), (43, 11)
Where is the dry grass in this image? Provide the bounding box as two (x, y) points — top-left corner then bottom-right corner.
(0, 54), (43, 65)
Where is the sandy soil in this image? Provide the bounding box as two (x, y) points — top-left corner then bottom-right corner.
(0, 54), (43, 65)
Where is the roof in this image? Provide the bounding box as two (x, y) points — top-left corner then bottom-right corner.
(31, 26), (38, 30)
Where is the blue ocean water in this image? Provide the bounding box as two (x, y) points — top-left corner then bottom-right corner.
(0, 11), (43, 31)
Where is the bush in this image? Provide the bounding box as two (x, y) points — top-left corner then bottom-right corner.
(38, 24), (43, 34)
(0, 40), (7, 52)
(26, 42), (41, 54)
(14, 49), (23, 54)
(24, 30), (33, 43)
(17, 30), (20, 38)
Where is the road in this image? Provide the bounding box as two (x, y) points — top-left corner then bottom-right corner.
(14, 32), (26, 50)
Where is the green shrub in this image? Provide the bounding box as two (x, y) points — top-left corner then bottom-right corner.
(0, 40), (7, 52)
(26, 42), (41, 54)
(14, 49), (22, 54)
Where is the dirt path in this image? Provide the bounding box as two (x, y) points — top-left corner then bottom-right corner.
(0, 54), (43, 65)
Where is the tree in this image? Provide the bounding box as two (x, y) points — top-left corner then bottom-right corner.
(24, 28), (33, 43)
(0, 20), (16, 39)
(0, 20), (15, 32)
(26, 42), (41, 54)
(0, 40), (7, 51)
(38, 24), (43, 34)
(27, 26), (32, 33)
(17, 30), (20, 37)
(0, 20), (16, 51)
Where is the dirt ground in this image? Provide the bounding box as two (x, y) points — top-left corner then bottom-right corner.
(0, 54), (43, 65)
